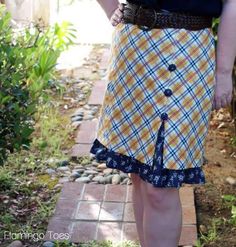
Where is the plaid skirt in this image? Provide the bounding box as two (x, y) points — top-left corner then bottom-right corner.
(90, 22), (216, 188)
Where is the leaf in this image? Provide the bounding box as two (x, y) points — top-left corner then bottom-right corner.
(221, 194), (236, 202)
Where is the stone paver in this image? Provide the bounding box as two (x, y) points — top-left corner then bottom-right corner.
(75, 120), (98, 144)
(71, 119), (99, 157)
(70, 143), (92, 158)
(88, 80), (107, 105)
(70, 48), (110, 157)
(44, 183), (198, 246)
(99, 48), (111, 70)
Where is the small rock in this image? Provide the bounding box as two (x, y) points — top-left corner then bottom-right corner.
(57, 167), (70, 172)
(42, 241), (55, 247)
(98, 177), (107, 184)
(54, 184), (63, 190)
(120, 172), (129, 179)
(91, 163), (99, 167)
(85, 110), (94, 115)
(112, 174), (121, 184)
(84, 170), (98, 175)
(83, 114), (93, 120)
(77, 111), (84, 115)
(57, 160), (70, 167)
(121, 177), (130, 185)
(46, 157), (60, 165)
(45, 168), (56, 175)
(62, 160), (70, 166)
(217, 122), (226, 129)
(88, 174), (94, 179)
(71, 109), (84, 117)
(92, 175), (104, 182)
(64, 171), (71, 176)
(81, 173), (89, 177)
(7, 240), (23, 247)
(78, 94), (85, 100)
(51, 176), (57, 181)
(90, 108), (98, 113)
(59, 177), (69, 183)
(74, 165), (84, 169)
(74, 112), (84, 117)
(73, 168), (85, 173)
(103, 168), (113, 175)
(83, 104), (90, 110)
(71, 121), (82, 128)
(199, 224), (207, 234)
(92, 167), (100, 171)
(226, 176), (236, 186)
(79, 82), (89, 87)
(104, 174), (113, 183)
(127, 179), (132, 185)
(71, 116), (83, 122)
(72, 111), (84, 117)
(90, 181), (99, 184)
(97, 163), (107, 169)
(71, 171), (81, 179)
(92, 160), (98, 165)
(90, 153), (96, 159)
(75, 177), (91, 183)
(213, 161), (222, 167)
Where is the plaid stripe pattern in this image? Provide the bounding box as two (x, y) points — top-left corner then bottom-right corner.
(96, 23), (216, 170)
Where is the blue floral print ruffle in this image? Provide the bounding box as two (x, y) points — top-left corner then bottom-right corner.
(90, 137), (206, 189)
(90, 115), (206, 188)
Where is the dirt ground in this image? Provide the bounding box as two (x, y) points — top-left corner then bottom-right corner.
(194, 108), (236, 246)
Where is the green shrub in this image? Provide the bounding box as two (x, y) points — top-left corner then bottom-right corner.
(0, 5), (76, 165)
(0, 168), (14, 191)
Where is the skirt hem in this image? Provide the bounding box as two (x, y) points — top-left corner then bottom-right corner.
(90, 138), (206, 188)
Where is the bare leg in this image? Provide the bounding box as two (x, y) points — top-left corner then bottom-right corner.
(130, 173), (146, 247)
(140, 179), (182, 247)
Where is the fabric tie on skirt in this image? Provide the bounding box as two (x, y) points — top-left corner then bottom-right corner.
(151, 119), (165, 172)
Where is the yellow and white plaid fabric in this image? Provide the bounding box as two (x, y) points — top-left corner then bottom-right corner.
(96, 23), (216, 170)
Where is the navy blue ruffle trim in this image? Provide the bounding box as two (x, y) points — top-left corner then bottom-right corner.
(90, 138), (206, 188)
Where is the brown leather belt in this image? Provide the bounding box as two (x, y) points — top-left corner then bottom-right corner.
(121, 2), (213, 31)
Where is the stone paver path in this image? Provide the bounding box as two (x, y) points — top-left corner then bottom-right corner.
(70, 49), (109, 158)
(45, 47), (199, 246)
(44, 183), (197, 246)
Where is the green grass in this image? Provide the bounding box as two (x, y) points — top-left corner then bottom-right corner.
(51, 240), (140, 247)
(196, 194), (236, 246)
(198, 218), (222, 246)
(0, 99), (74, 246)
(75, 156), (92, 165)
(221, 194), (236, 226)
(32, 102), (74, 160)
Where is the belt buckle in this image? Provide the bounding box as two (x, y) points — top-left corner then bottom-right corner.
(135, 5), (157, 31)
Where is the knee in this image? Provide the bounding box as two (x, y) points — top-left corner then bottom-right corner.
(146, 186), (167, 205)
(145, 184), (179, 208)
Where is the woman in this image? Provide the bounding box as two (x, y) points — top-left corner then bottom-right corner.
(90, 0), (236, 246)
